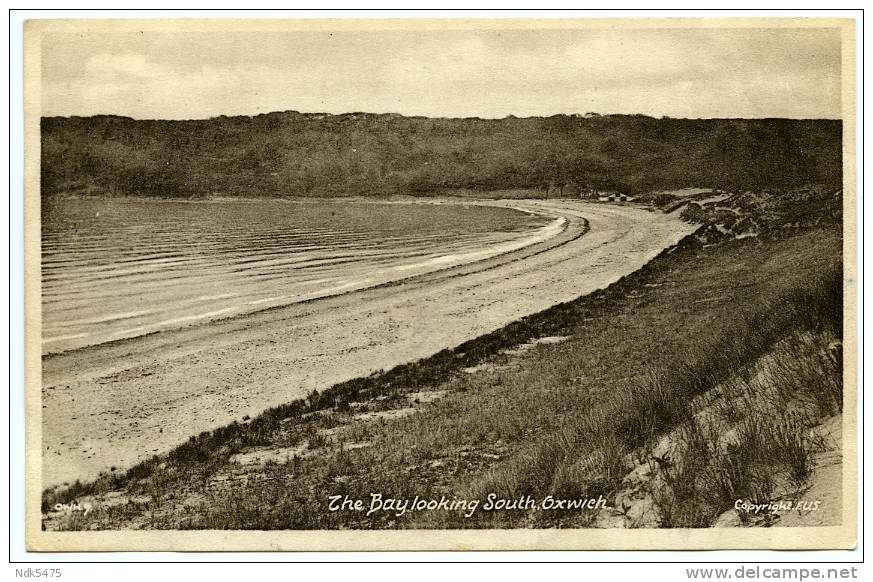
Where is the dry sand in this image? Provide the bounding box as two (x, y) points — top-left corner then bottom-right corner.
(41, 200), (696, 488)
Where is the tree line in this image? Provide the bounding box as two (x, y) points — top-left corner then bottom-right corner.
(41, 111), (842, 199)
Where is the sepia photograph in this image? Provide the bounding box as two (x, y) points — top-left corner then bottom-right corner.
(19, 15), (857, 553)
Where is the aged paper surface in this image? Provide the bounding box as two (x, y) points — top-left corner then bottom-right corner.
(24, 17), (856, 551)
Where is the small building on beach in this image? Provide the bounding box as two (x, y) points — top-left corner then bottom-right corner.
(598, 192), (635, 202)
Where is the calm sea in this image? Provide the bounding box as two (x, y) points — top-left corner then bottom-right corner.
(41, 198), (558, 354)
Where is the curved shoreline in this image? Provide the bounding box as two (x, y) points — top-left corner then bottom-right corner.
(41, 200), (695, 488)
(42, 199), (570, 356)
(42, 201), (587, 366)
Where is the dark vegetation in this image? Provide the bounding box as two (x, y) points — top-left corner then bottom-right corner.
(43, 188), (845, 530)
(42, 112), (841, 200)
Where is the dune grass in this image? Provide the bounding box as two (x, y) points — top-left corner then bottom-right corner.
(431, 256), (842, 529)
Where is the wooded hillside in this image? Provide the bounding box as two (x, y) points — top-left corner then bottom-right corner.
(41, 112), (842, 198)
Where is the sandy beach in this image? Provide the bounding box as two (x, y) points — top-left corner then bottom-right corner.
(41, 200), (696, 488)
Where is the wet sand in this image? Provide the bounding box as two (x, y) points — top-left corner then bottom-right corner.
(41, 200), (696, 488)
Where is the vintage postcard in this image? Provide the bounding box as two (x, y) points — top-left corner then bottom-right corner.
(23, 17), (857, 551)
